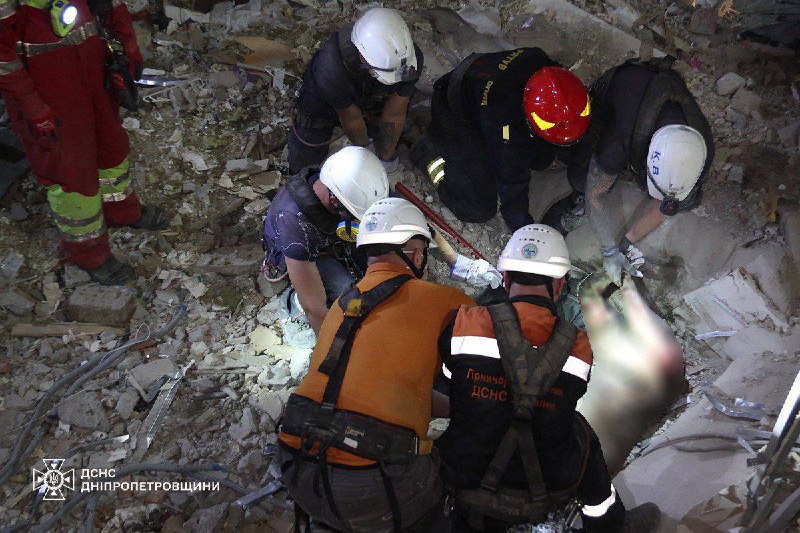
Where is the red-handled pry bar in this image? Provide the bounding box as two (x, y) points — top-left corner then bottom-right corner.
(395, 182), (486, 261)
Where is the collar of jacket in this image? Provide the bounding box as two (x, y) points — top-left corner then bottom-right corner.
(506, 294), (557, 316)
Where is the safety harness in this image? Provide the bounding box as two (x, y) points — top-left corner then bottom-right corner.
(281, 274), (433, 532)
(569, 56), (713, 188)
(285, 170), (339, 236)
(455, 302), (580, 531)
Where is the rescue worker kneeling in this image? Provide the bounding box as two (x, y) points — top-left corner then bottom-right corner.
(439, 224), (660, 532)
(278, 197), (474, 532)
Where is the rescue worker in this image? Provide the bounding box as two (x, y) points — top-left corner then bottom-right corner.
(0, 0), (167, 285)
(278, 197), (475, 532)
(439, 224), (661, 532)
(567, 57), (714, 284)
(264, 145), (501, 335)
(287, 7), (423, 174)
(411, 48), (591, 232)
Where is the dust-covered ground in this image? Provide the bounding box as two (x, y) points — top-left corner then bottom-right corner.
(0, 0), (798, 531)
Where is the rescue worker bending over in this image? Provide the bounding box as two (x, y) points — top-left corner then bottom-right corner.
(567, 57), (714, 284)
(263, 146), (389, 334)
(439, 224), (660, 532)
(0, 0), (167, 285)
(412, 48), (590, 232)
(278, 197), (475, 532)
(288, 7), (423, 174)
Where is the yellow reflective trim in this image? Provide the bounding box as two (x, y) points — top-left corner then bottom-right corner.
(580, 95), (591, 117)
(502, 125), (510, 141)
(530, 112), (555, 131)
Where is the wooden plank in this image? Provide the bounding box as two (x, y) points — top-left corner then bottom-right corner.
(11, 322), (125, 337)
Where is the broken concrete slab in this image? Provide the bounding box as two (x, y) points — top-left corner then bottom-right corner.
(0, 250), (24, 280)
(58, 392), (110, 430)
(0, 287), (35, 316)
(615, 348), (800, 530)
(115, 389), (140, 420)
(777, 121), (800, 148)
(250, 389), (283, 422)
(64, 284), (136, 327)
(249, 325), (280, 354)
(129, 359), (177, 391)
(716, 72), (746, 96)
(228, 406), (256, 443)
(730, 87), (762, 116)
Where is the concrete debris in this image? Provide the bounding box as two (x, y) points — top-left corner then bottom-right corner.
(64, 284), (136, 327)
(730, 87), (761, 116)
(57, 392), (110, 430)
(0, 287), (35, 316)
(716, 72), (746, 96)
(129, 359), (177, 391)
(0, 250), (24, 279)
(0, 1), (797, 530)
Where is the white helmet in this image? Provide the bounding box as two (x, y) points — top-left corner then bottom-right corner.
(356, 197), (432, 248)
(646, 125), (707, 202)
(497, 224), (571, 278)
(351, 8), (417, 86)
(319, 146), (390, 219)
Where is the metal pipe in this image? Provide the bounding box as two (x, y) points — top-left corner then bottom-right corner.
(394, 182), (486, 261)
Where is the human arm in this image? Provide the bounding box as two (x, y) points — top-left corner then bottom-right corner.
(431, 230), (502, 289)
(109, 0), (143, 80)
(623, 197), (668, 243)
(285, 257), (329, 334)
(376, 93), (409, 161)
(335, 104), (370, 148)
(0, 10), (56, 131)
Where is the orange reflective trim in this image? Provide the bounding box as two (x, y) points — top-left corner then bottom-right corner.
(530, 112), (555, 131)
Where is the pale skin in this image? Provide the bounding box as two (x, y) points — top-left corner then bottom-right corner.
(430, 277), (566, 419)
(334, 94), (410, 161)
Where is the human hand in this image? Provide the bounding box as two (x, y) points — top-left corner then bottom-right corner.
(450, 254), (502, 289)
(27, 108), (58, 139)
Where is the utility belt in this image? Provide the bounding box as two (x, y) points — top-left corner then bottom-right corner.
(16, 21), (98, 57)
(452, 413), (592, 529)
(281, 394), (432, 466)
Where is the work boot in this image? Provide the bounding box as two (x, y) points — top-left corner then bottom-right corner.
(82, 256), (135, 286)
(623, 502), (661, 532)
(129, 205), (169, 231)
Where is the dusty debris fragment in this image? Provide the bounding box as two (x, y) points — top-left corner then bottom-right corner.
(730, 87), (761, 116)
(0, 250), (24, 279)
(0, 287), (35, 316)
(64, 284), (136, 327)
(716, 72), (745, 96)
(250, 325), (281, 354)
(129, 359), (177, 391)
(116, 388), (140, 420)
(57, 392), (110, 430)
(229, 406), (257, 442)
(777, 121), (800, 147)
(251, 389), (284, 422)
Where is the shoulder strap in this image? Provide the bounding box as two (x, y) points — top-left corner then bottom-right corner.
(338, 25), (361, 77)
(285, 171), (339, 235)
(447, 53), (481, 122)
(469, 303), (577, 508)
(629, 63), (712, 177)
(317, 275), (413, 408)
(487, 303), (576, 409)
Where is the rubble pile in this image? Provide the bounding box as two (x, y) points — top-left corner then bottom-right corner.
(0, 0), (798, 530)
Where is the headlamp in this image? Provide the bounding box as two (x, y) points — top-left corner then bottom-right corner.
(50, 0), (77, 37)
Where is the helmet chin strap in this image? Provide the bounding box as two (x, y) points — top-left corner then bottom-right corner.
(392, 245), (427, 279)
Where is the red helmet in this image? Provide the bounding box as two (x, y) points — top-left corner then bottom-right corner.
(523, 66), (590, 145)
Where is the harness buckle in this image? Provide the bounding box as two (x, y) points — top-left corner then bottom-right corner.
(344, 298), (363, 317)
